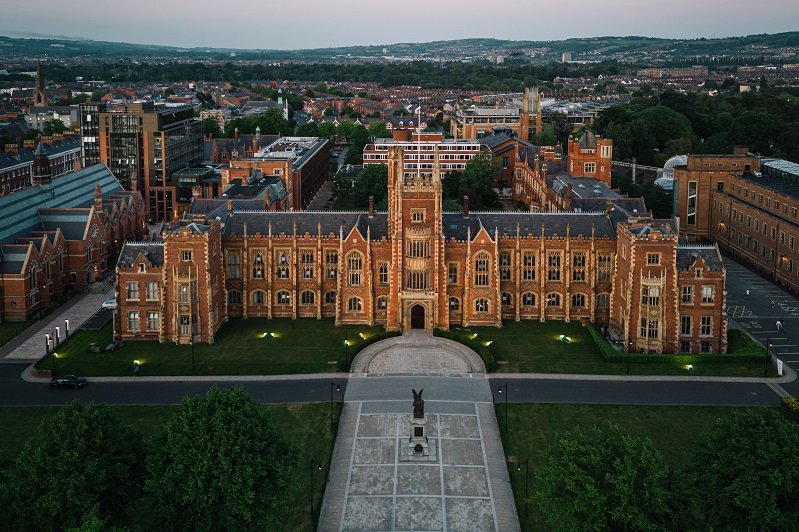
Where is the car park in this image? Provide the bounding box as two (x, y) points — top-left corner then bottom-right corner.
(101, 299), (117, 310)
(49, 375), (88, 389)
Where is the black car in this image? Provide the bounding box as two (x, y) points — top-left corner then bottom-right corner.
(49, 375), (88, 389)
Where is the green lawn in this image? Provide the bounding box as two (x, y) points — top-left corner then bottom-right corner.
(0, 321), (33, 348)
(36, 318), (389, 376)
(452, 321), (773, 377)
(0, 402), (339, 532)
(498, 403), (749, 531)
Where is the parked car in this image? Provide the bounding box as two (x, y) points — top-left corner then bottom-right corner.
(333, 147), (343, 152)
(49, 375), (88, 389)
(101, 299), (117, 310)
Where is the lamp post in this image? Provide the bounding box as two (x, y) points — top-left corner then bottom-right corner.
(516, 459), (529, 517)
(765, 337), (773, 378)
(309, 462), (322, 517)
(330, 382), (341, 430)
(344, 333), (349, 371)
(189, 336), (195, 375)
(627, 341), (632, 375)
(497, 383), (508, 431)
(64, 319), (69, 338)
(55, 326), (60, 347)
(487, 333), (493, 372)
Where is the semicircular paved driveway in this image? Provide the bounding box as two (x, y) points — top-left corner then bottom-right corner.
(351, 330), (485, 374)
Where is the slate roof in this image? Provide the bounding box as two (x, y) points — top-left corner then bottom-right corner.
(676, 245), (724, 271)
(0, 164), (122, 245)
(117, 242), (165, 267)
(626, 219), (679, 237)
(0, 244), (28, 274)
(442, 212), (616, 240)
(223, 211), (390, 240)
(0, 136), (80, 170)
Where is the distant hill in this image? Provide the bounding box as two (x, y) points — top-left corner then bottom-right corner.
(2, 32), (799, 63)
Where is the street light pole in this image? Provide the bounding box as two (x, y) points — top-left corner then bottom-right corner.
(330, 382), (341, 430)
(627, 341), (632, 375)
(344, 333), (349, 371)
(497, 383), (508, 431)
(189, 337), (195, 375)
(516, 459), (529, 517)
(310, 462), (322, 517)
(765, 337), (772, 378)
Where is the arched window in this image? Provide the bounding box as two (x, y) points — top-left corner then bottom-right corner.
(546, 293), (561, 307)
(501, 292), (512, 308)
(474, 252), (490, 286)
(597, 293), (610, 308)
(301, 290), (315, 305)
(227, 290), (242, 305)
(475, 298), (489, 313)
(376, 296), (388, 310)
(347, 297), (363, 312)
(571, 293), (586, 308)
(325, 291), (337, 305)
(522, 292), (536, 307)
(347, 252), (363, 286)
(276, 290), (291, 305)
(251, 290), (266, 305)
(449, 297), (460, 311)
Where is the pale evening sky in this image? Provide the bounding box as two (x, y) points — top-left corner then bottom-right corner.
(1, 0), (797, 51)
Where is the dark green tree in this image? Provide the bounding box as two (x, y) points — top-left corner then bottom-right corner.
(42, 118), (68, 136)
(144, 386), (298, 532)
(337, 119), (356, 142)
(295, 121), (320, 137)
(535, 124), (558, 146)
(1, 401), (145, 531)
(344, 125), (370, 165)
(688, 407), (799, 531)
(352, 164), (388, 208)
(458, 152), (501, 209)
(535, 424), (687, 531)
(202, 117), (222, 138)
(368, 121), (392, 139)
(90, 89), (107, 102)
(317, 121), (337, 141)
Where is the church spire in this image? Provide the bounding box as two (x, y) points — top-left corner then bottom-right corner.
(33, 60), (47, 107)
(32, 142), (51, 185)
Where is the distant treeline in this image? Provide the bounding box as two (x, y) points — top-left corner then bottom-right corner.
(41, 61), (624, 91)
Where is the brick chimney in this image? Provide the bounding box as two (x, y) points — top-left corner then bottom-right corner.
(94, 184), (103, 211)
(463, 196), (469, 218)
(606, 201), (613, 215)
(227, 200), (233, 214)
(234, 127), (239, 141)
(368, 195), (374, 218)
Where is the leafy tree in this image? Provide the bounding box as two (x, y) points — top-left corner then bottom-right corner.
(535, 424), (687, 531)
(304, 89), (315, 98)
(313, 82), (328, 94)
(323, 107), (336, 116)
(337, 119), (355, 142)
(295, 121), (319, 137)
(317, 121), (337, 141)
(1, 401), (145, 531)
(535, 124), (558, 146)
(90, 89), (107, 102)
(163, 87), (175, 96)
(458, 151), (501, 209)
(202, 117), (222, 138)
(345, 125), (370, 165)
(688, 408), (799, 531)
(393, 108), (410, 116)
(42, 118), (68, 136)
(340, 105), (355, 117)
(352, 163), (388, 207)
(548, 112), (573, 151)
(23, 128), (40, 141)
(368, 121), (392, 139)
(144, 386), (298, 532)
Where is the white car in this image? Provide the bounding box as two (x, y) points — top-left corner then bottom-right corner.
(101, 299), (117, 310)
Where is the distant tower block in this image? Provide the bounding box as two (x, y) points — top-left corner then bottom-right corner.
(561, 52), (572, 63)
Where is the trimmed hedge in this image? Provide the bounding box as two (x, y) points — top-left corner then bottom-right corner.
(782, 397), (799, 421)
(588, 323), (767, 364)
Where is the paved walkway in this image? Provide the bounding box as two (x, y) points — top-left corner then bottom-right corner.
(0, 289), (112, 362)
(319, 333), (519, 532)
(351, 331), (485, 375)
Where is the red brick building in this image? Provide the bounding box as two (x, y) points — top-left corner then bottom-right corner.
(115, 147), (726, 353)
(0, 164), (147, 322)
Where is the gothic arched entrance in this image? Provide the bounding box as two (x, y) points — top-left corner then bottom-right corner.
(410, 304), (426, 329)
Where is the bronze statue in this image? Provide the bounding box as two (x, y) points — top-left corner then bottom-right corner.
(412, 389), (424, 418)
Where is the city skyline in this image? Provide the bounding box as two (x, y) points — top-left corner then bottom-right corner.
(0, 0), (797, 51)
